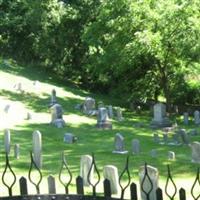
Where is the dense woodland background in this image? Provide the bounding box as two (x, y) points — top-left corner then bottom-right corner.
(1, 0), (200, 109)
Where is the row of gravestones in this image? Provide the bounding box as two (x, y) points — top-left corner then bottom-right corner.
(150, 103), (200, 128)
(3, 129), (42, 167)
(80, 154), (159, 200)
(153, 128), (199, 146)
(183, 110), (200, 125)
(114, 132), (200, 163)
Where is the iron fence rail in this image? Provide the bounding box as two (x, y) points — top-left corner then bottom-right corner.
(1, 152), (200, 200)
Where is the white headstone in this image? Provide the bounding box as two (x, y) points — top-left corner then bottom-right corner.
(191, 141), (200, 163)
(14, 144), (20, 159)
(32, 130), (42, 168)
(4, 129), (11, 154)
(80, 155), (93, 186)
(103, 165), (119, 194)
(150, 103), (171, 127)
(139, 165), (159, 200)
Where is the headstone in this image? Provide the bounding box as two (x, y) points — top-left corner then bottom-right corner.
(178, 129), (190, 145)
(191, 142), (200, 163)
(25, 112), (32, 120)
(139, 165), (159, 200)
(183, 112), (189, 125)
(150, 103), (172, 128)
(63, 133), (77, 144)
(80, 155), (93, 186)
(150, 149), (157, 158)
(4, 104), (10, 113)
(132, 139), (140, 154)
(32, 130), (42, 168)
(103, 165), (119, 194)
(153, 133), (160, 144)
(168, 151), (175, 160)
(4, 129), (11, 154)
(112, 133), (128, 154)
(96, 107), (112, 129)
(14, 144), (20, 159)
(107, 105), (113, 118)
(50, 104), (65, 128)
(49, 89), (57, 107)
(14, 82), (23, 92)
(194, 110), (200, 125)
(83, 97), (96, 115)
(116, 107), (124, 121)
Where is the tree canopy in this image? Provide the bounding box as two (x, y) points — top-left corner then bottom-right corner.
(1, 0), (200, 107)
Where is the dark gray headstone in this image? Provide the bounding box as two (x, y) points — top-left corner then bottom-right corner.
(153, 133), (160, 143)
(178, 129), (190, 145)
(50, 104), (65, 128)
(96, 107), (112, 129)
(113, 133), (128, 154)
(132, 139), (140, 154)
(64, 133), (77, 144)
(183, 112), (189, 125)
(194, 110), (200, 125)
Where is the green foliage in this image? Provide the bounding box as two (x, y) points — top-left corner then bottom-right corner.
(1, 0), (200, 106)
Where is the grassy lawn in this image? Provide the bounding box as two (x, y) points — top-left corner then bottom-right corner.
(0, 59), (200, 198)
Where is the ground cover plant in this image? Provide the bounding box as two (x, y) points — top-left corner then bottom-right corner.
(0, 59), (200, 198)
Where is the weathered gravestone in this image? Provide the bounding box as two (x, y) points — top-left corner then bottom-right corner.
(14, 144), (20, 159)
(83, 97), (96, 115)
(50, 104), (65, 128)
(139, 165), (159, 200)
(103, 165), (119, 194)
(112, 133), (128, 154)
(150, 103), (172, 128)
(32, 130), (42, 168)
(132, 139), (140, 154)
(4, 129), (11, 154)
(4, 104), (10, 113)
(14, 82), (23, 92)
(191, 142), (200, 163)
(80, 155), (93, 186)
(97, 101), (104, 109)
(96, 107), (112, 129)
(107, 105), (113, 119)
(115, 107), (124, 121)
(168, 151), (175, 160)
(63, 133), (77, 144)
(178, 129), (190, 145)
(49, 89), (57, 107)
(194, 110), (200, 125)
(183, 112), (189, 125)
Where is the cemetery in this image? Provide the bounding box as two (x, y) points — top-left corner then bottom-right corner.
(1, 1), (200, 198)
(0, 61), (200, 200)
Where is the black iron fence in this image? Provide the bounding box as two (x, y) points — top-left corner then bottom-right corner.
(1, 152), (200, 200)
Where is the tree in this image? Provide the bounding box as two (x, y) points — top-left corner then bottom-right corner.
(83, 0), (200, 108)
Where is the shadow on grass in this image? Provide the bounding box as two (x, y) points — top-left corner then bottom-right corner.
(1, 119), (199, 179)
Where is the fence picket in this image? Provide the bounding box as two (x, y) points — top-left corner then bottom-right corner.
(19, 177), (28, 195)
(48, 175), (56, 194)
(130, 182), (137, 200)
(76, 176), (84, 195)
(179, 188), (186, 200)
(156, 187), (163, 200)
(104, 179), (111, 198)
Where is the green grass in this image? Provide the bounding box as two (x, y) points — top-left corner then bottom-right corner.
(0, 58), (200, 198)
